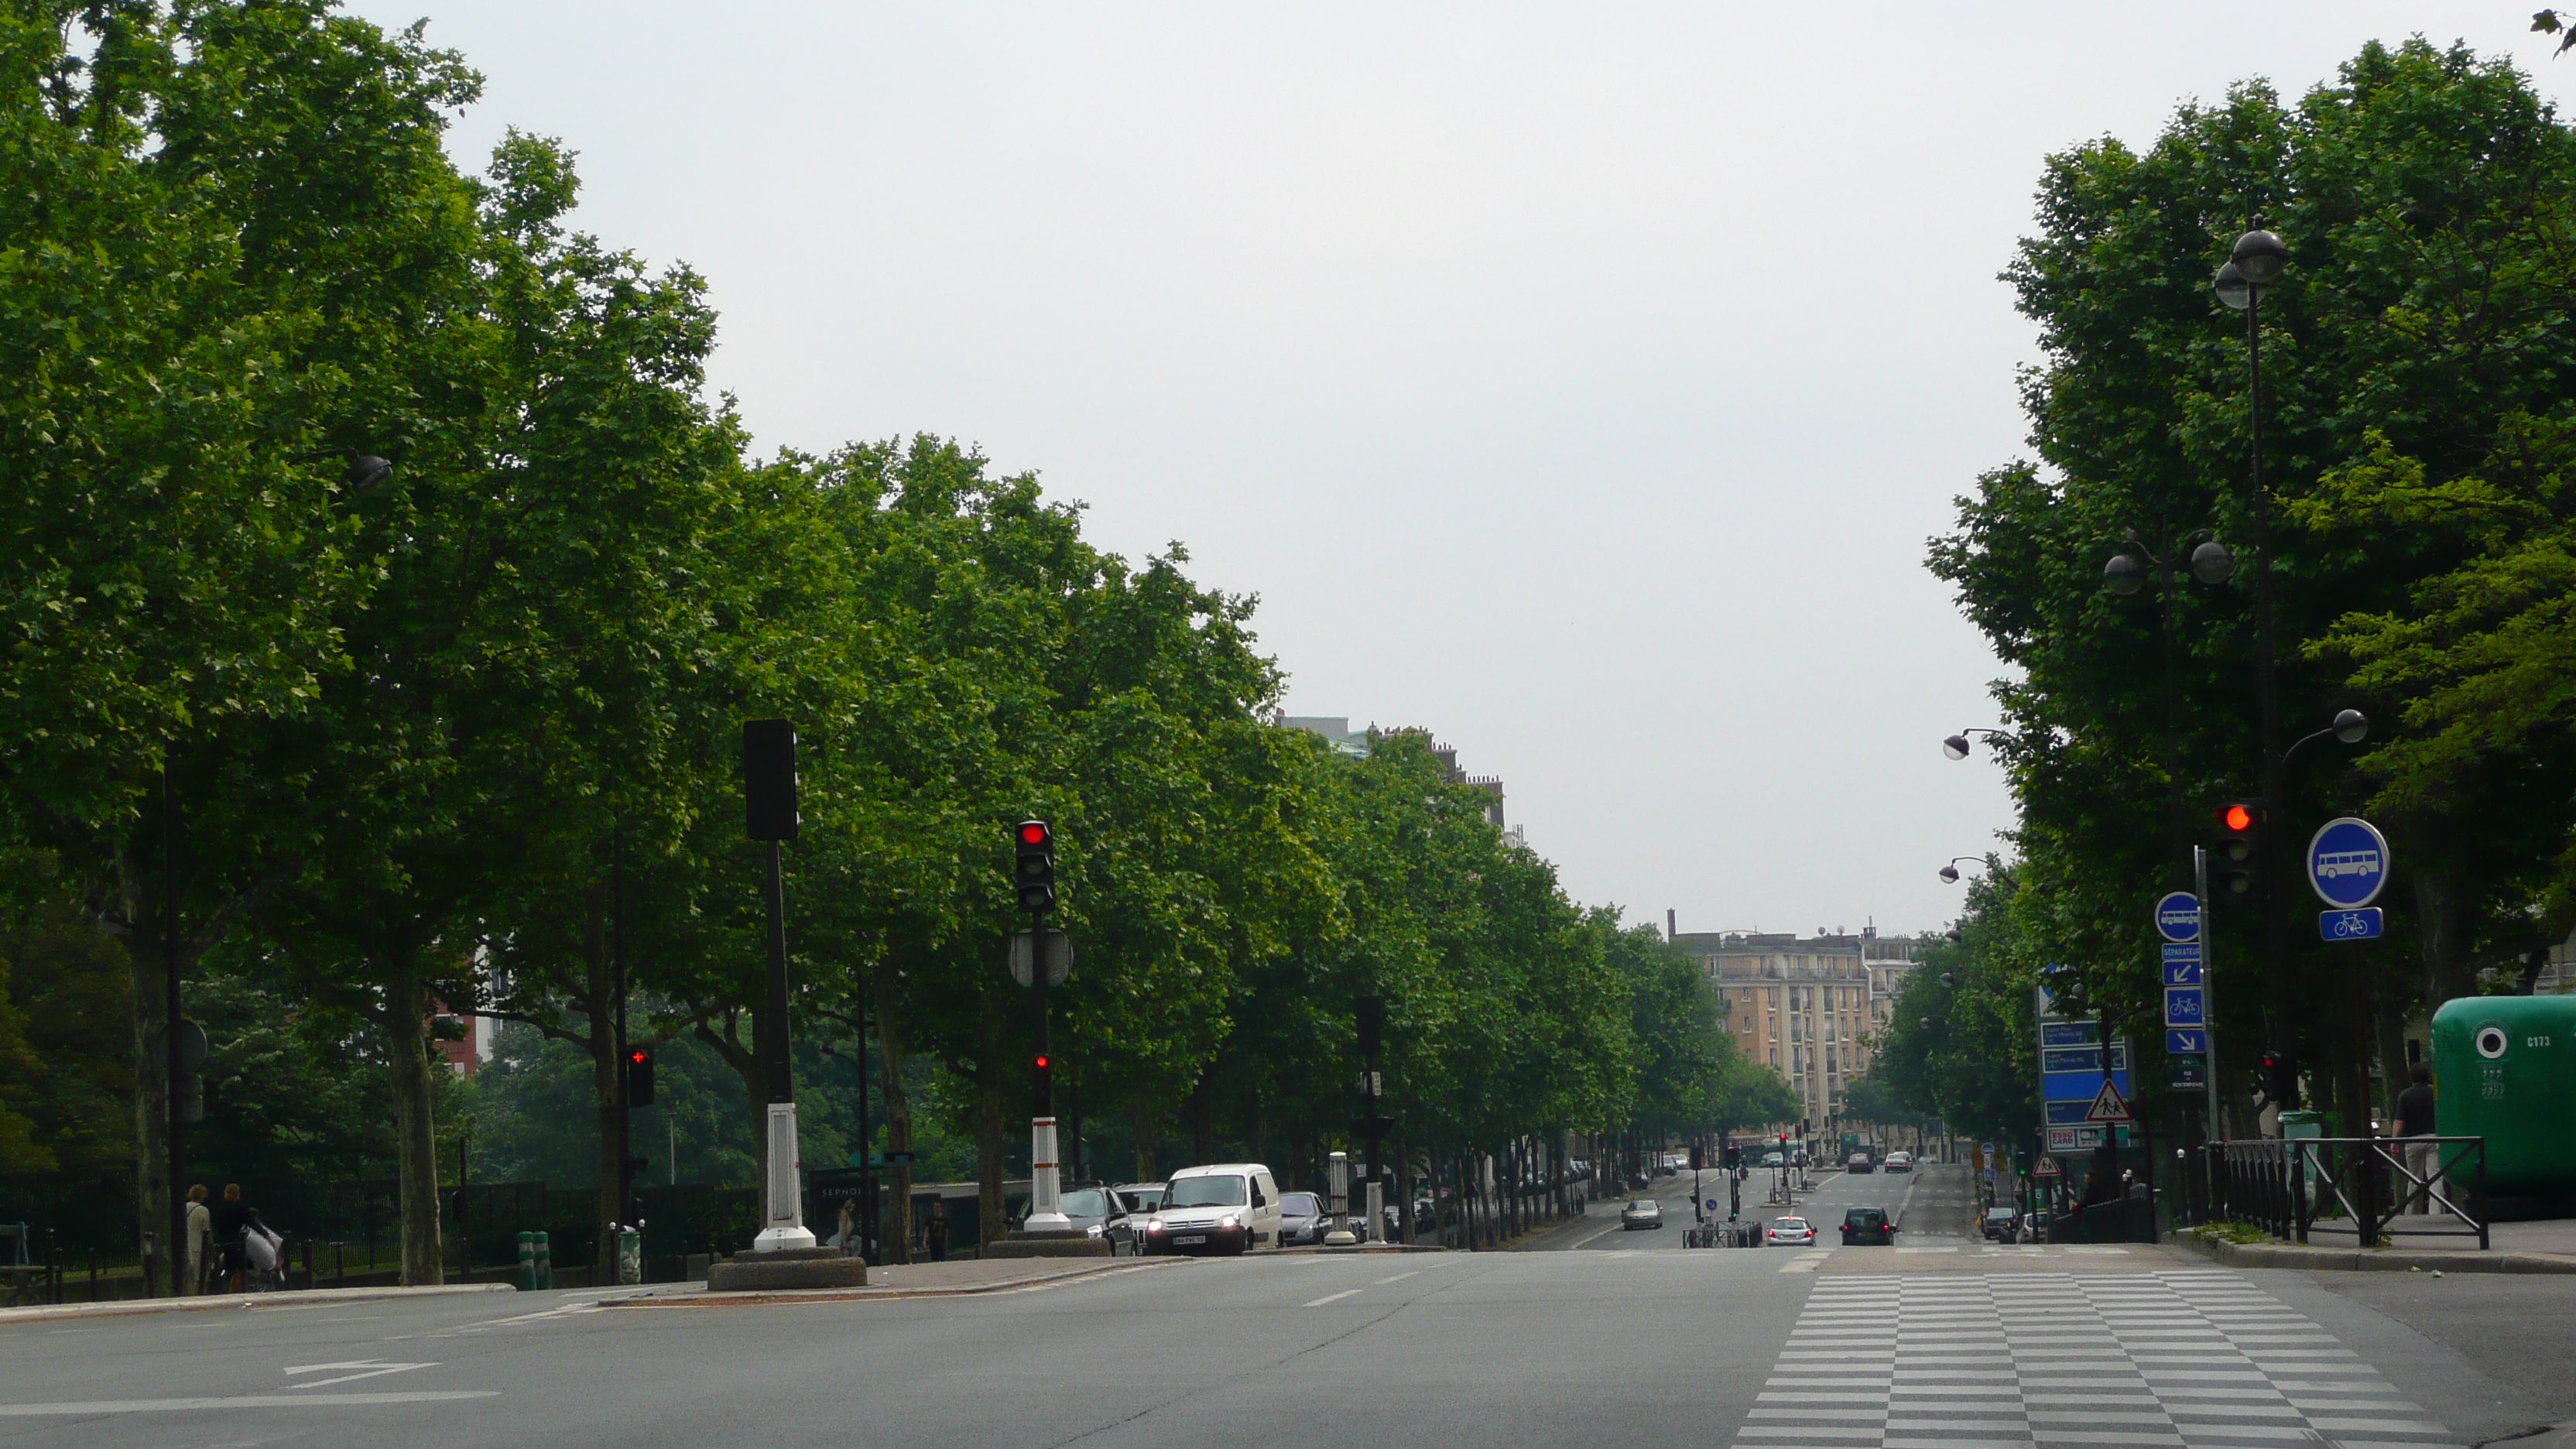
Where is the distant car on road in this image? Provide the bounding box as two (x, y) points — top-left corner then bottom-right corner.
(1883, 1151), (1913, 1173)
(1760, 1151), (1785, 1168)
(1841, 1208), (1896, 1245)
(1846, 1152), (1875, 1173)
(1050, 1186), (1132, 1250)
(1981, 1206), (2022, 1242)
(1764, 1216), (1815, 1246)
(1620, 1198), (1663, 1230)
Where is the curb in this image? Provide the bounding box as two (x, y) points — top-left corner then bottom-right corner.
(0, 1282), (517, 1327)
(598, 1256), (1185, 1307)
(2170, 1231), (2576, 1275)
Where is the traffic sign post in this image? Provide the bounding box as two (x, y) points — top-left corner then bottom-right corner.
(2188, 851), (2221, 1142)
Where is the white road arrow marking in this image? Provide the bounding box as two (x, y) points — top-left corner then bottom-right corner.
(281, 1361), (435, 1389)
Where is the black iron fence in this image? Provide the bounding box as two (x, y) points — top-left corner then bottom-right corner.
(2203, 1137), (2486, 1249)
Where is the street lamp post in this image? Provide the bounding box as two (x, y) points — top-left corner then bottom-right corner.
(2215, 228), (2305, 1106)
(2105, 527), (2235, 875)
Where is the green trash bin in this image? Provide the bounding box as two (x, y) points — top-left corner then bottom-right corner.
(516, 1231), (536, 1293)
(2433, 995), (2576, 1214)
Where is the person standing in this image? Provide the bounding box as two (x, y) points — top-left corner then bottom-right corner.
(211, 1184), (248, 1292)
(924, 1200), (949, 1262)
(2396, 1064), (2441, 1214)
(183, 1185), (213, 1294)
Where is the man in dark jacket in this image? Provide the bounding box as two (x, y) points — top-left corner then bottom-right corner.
(2395, 1065), (2440, 1214)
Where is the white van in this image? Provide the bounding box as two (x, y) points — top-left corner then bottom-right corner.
(1139, 1163), (1283, 1255)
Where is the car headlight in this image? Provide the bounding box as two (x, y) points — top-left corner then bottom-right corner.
(1146, 1218), (1163, 1233)
(1086, 1222), (1104, 1237)
(1220, 1214), (1239, 1230)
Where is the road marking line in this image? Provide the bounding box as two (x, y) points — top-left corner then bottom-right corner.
(1372, 1271), (1419, 1285)
(283, 1363), (434, 1390)
(0, 1392), (496, 1415)
(1301, 1288), (1364, 1307)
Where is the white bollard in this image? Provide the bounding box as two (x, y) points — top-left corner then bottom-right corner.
(754, 1101), (816, 1252)
(1024, 1117), (1071, 1232)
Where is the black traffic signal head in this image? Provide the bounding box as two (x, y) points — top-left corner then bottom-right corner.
(744, 719), (800, 841)
(1722, 1143), (1740, 1170)
(1355, 995), (1384, 1057)
(1032, 1050), (1053, 1105)
(1014, 819), (1057, 914)
(623, 1045), (656, 1107)
(1689, 1145), (1704, 1171)
(2215, 800), (2263, 896)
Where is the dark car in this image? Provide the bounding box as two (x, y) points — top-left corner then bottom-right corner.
(1981, 1206), (2021, 1242)
(1279, 1190), (1328, 1246)
(1841, 1208), (1896, 1245)
(1050, 1187), (1132, 1251)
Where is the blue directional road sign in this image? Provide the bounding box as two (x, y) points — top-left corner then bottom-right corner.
(2320, 907), (2386, 942)
(2307, 817), (2392, 909)
(2154, 891), (2201, 943)
(2164, 985), (2207, 1027)
(2163, 957), (2204, 985)
(2167, 1028), (2209, 1054)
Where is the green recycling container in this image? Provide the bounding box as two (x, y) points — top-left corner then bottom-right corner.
(2430, 995), (2576, 1208)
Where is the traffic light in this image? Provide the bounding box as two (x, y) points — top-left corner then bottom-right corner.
(1722, 1143), (1740, 1170)
(743, 719), (800, 841)
(1355, 995), (1383, 1058)
(1033, 1050), (1053, 1105)
(2215, 800), (2263, 896)
(623, 1046), (656, 1107)
(1014, 819), (1057, 915)
(1690, 1144), (1704, 1171)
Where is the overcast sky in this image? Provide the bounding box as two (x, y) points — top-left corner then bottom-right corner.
(344, 2), (2573, 940)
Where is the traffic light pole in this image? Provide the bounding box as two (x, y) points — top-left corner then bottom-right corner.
(2196, 848), (2221, 1142)
(1025, 902), (1070, 1233)
(163, 766), (184, 1297)
(753, 838), (814, 1252)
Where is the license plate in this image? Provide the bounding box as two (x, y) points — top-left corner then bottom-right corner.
(1175, 1235), (1207, 1245)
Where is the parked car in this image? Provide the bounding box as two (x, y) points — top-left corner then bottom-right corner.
(1845, 1151), (1875, 1173)
(1139, 1163), (1285, 1255)
(1841, 1208), (1896, 1245)
(1883, 1151), (1913, 1173)
(1764, 1215), (1815, 1246)
(1620, 1198), (1663, 1230)
(1981, 1206), (2022, 1242)
(1278, 1190), (1328, 1247)
(1916, 1153), (1941, 1165)
(1760, 1151), (1785, 1168)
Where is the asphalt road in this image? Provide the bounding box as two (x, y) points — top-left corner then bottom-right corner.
(5, 1164), (2570, 1449)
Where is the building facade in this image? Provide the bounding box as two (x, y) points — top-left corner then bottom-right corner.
(1669, 927), (1923, 1127)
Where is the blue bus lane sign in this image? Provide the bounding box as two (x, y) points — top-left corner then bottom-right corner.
(2307, 817), (2391, 909)
(2154, 892), (2201, 943)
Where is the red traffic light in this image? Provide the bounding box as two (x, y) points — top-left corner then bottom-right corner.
(2222, 804), (2252, 831)
(628, 1048), (648, 1066)
(1019, 821), (1050, 846)
(1033, 1053), (1050, 1070)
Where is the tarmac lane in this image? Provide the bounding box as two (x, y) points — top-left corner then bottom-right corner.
(3, 1223), (2570, 1449)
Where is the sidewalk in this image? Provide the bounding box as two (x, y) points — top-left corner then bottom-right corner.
(0, 1282), (516, 1328)
(600, 1255), (1186, 1307)
(2174, 1216), (2576, 1274)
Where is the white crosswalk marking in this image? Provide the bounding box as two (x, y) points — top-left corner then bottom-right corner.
(1733, 1269), (2459, 1449)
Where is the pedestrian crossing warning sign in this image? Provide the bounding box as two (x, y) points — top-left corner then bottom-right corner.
(2084, 1079), (2132, 1123)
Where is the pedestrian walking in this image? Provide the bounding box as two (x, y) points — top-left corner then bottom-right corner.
(242, 1208), (285, 1291)
(211, 1183), (248, 1292)
(2396, 1064), (2440, 1214)
(183, 1184), (213, 1294)
(925, 1200), (949, 1262)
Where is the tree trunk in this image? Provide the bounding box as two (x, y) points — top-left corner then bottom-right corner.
(975, 985), (1008, 1249)
(872, 961), (913, 1266)
(1131, 1097), (1157, 1184)
(2376, 966), (2414, 1118)
(383, 971), (445, 1286)
(2413, 868), (2477, 1007)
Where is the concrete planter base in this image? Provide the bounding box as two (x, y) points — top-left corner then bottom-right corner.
(705, 1248), (869, 1291)
(981, 1232), (1112, 1259)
